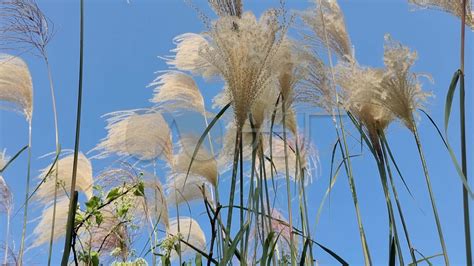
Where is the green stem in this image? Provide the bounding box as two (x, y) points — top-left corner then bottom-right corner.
(413, 125), (449, 265)
(281, 97), (296, 266)
(380, 134), (416, 264)
(62, 0), (84, 263)
(225, 128), (241, 258)
(18, 122), (32, 265)
(460, 72), (471, 266)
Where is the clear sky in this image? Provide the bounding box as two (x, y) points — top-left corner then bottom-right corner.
(0, 0), (473, 265)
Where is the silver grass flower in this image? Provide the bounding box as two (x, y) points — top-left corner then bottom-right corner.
(165, 173), (211, 206)
(170, 11), (286, 128)
(149, 71), (206, 115)
(35, 152), (93, 204)
(262, 135), (316, 184)
(0, 54), (33, 121)
(0, 0), (53, 55)
(295, 50), (334, 112)
(31, 196), (69, 248)
(336, 61), (394, 138)
(0, 175), (12, 214)
(301, 0), (353, 60)
(409, 0), (474, 29)
(380, 34), (431, 131)
(167, 33), (219, 79)
(93, 110), (173, 163)
(166, 217), (206, 261)
(208, 0), (242, 17)
(173, 135), (217, 186)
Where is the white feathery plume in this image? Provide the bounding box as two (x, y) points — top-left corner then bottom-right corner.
(93, 110), (173, 163)
(167, 33), (219, 79)
(0, 175), (12, 214)
(170, 11), (286, 128)
(173, 135), (217, 187)
(336, 61), (394, 138)
(149, 71), (206, 114)
(208, 0), (243, 17)
(35, 152), (93, 204)
(296, 49), (334, 112)
(409, 0), (474, 29)
(301, 0), (353, 60)
(0, 150), (12, 213)
(380, 34), (431, 131)
(165, 173), (211, 206)
(31, 197), (69, 248)
(166, 217), (206, 261)
(0, 54), (33, 121)
(262, 135), (316, 184)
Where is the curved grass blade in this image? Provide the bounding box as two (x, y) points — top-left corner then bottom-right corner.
(0, 145), (28, 173)
(184, 102), (231, 187)
(443, 70), (473, 198)
(313, 241), (348, 266)
(389, 237), (396, 266)
(222, 221), (248, 265)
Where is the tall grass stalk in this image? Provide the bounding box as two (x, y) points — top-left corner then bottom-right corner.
(45, 58), (61, 266)
(380, 134), (416, 264)
(224, 128), (241, 259)
(281, 96), (296, 265)
(459, 0), (471, 263)
(61, 0), (84, 263)
(372, 133), (404, 266)
(202, 109), (223, 260)
(18, 122), (32, 265)
(412, 124), (449, 265)
(295, 138), (314, 265)
(316, 0), (372, 261)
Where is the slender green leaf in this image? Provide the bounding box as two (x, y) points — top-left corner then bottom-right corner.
(222, 222), (249, 265)
(443, 70), (473, 198)
(0, 145), (28, 173)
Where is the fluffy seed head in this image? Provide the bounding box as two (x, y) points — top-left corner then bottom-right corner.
(173, 135), (217, 186)
(208, 0), (243, 17)
(35, 152), (93, 204)
(380, 34), (431, 131)
(31, 197), (69, 248)
(94, 110), (173, 163)
(149, 71), (205, 114)
(409, 0), (474, 29)
(165, 173), (211, 206)
(171, 11), (286, 128)
(168, 33), (219, 78)
(166, 217), (206, 261)
(337, 61), (394, 136)
(0, 54), (33, 121)
(301, 0), (353, 60)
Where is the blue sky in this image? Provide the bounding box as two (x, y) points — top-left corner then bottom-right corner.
(0, 0), (473, 265)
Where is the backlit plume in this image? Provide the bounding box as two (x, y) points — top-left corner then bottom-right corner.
(35, 152), (93, 204)
(170, 11), (286, 128)
(0, 54), (33, 121)
(149, 71), (206, 115)
(409, 0), (474, 29)
(93, 110), (173, 163)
